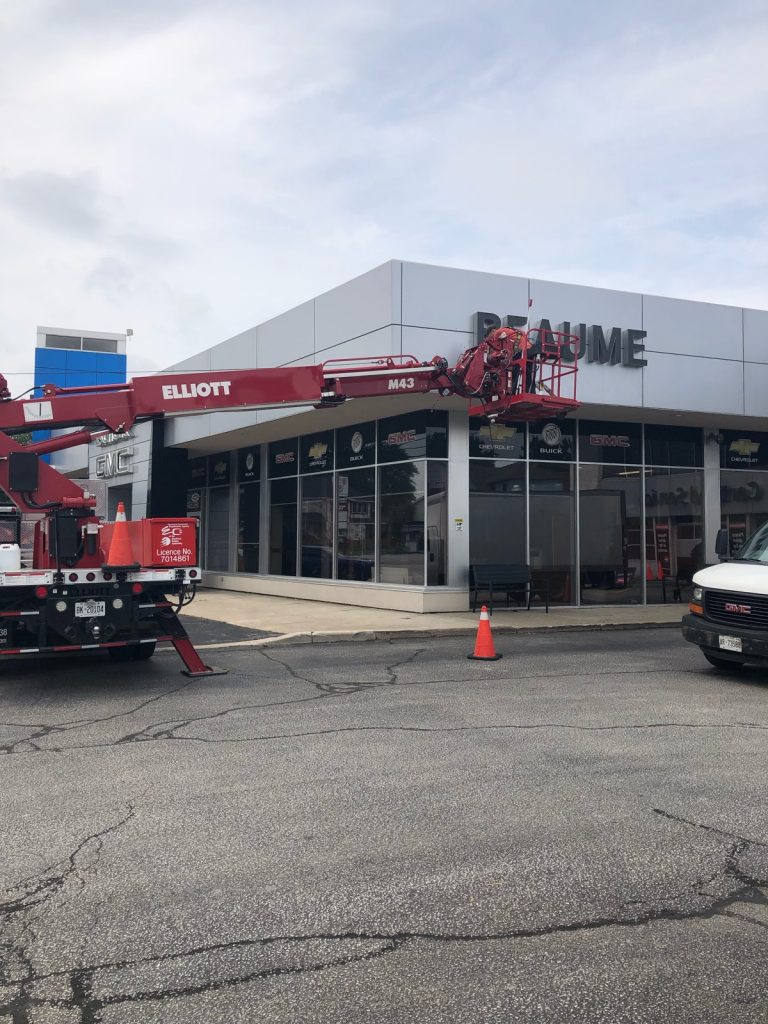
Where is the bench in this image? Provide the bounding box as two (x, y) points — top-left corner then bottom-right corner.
(470, 564), (550, 614)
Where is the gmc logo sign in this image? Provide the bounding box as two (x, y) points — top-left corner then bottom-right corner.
(725, 602), (751, 614)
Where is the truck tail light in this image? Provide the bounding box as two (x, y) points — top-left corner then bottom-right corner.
(131, 583), (143, 594)
(35, 586), (47, 599)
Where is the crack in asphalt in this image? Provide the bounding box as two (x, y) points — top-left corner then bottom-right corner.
(0, 802), (138, 1022)
(0, 807), (765, 1020)
(0, 648), (431, 756)
(0, 642), (735, 760)
(0, 676), (198, 755)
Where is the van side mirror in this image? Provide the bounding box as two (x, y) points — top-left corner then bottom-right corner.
(715, 529), (729, 559)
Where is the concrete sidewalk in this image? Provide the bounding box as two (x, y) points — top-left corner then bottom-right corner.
(181, 587), (685, 645)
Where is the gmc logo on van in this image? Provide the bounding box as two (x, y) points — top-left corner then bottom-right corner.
(725, 601), (751, 614)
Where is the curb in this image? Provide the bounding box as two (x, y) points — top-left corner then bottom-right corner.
(184, 618), (682, 652)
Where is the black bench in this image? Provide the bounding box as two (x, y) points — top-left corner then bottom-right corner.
(470, 564), (550, 614)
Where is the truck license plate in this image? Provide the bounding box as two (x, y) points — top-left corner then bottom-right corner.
(75, 601), (106, 618)
(718, 635), (742, 653)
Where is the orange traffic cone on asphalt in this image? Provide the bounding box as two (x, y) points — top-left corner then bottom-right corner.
(467, 605), (502, 661)
(104, 501), (137, 568)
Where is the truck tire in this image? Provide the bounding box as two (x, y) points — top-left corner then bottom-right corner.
(108, 646), (134, 663)
(108, 642), (156, 662)
(132, 642), (156, 661)
(703, 651), (744, 670)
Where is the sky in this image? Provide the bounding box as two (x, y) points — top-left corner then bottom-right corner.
(1, 0), (767, 395)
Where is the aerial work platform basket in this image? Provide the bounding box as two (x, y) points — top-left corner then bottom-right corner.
(467, 326), (579, 422)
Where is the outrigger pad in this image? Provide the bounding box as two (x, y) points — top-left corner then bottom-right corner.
(181, 665), (228, 678)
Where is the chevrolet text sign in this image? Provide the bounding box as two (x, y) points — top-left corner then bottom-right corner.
(474, 313), (647, 368)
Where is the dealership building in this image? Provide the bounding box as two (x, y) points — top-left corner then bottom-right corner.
(87, 260), (768, 612)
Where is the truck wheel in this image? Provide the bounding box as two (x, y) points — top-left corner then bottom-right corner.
(703, 651), (744, 670)
(108, 646), (134, 663)
(132, 642), (156, 661)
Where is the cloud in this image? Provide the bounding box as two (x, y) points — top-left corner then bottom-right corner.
(0, 0), (766, 384)
(2, 171), (107, 235)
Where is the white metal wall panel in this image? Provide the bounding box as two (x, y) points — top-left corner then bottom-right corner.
(256, 300), (314, 368)
(401, 262), (529, 333)
(743, 308), (768, 365)
(314, 262), (397, 354)
(576, 359), (643, 408)
(642, 294), (743, 360)
(318, 325), (401, 364)
(164, 350), (212, 373)
(527, 278), (643, 330)
(642, 352), (743, 415)
(209, 327), (257, 371)
(743, 361), (768, 417)
(401, 326), (473, 366)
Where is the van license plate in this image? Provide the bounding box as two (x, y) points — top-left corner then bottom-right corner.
(75, 601), (106, 618)
(718, 635), (742, 653)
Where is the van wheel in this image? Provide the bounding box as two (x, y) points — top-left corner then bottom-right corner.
(703, 651), (744, 670)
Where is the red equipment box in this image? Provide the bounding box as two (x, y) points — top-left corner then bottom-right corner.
(101, 518), (198, 567)
(143, 518), (198, 567)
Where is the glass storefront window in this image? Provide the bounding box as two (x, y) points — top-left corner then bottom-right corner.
(268, 438), (299, 478)
(301, 473), (334, 578)
(337, 468), (375, 581)
(645, 425), (702, 467)
(379, 461), (425, 585)
(468, 418), (525, 459)
(206, 486), (230, 571)
(301, 432), (334, 474)
(720, 430), (768, 471)
(578, 420), (642, 466)
(237, 483), (260, 572)
(188, 456), (208, 488)
(337, 422), (376, 468)
(269, 477), (297, 575)
(720, 469), (768, 554)
(579, 464), (642, 605)
(644, 467), (704, 603)
(427, 462), (448, 585)
(529, 462), (576, 604)
(469, 461), (526, 566)
(378, 411), (447, 462)
(529, 420), (575, 461)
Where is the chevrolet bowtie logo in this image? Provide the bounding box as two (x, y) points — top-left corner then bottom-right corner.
(730, 438), (760, 456)
(308, 443), (328, 459)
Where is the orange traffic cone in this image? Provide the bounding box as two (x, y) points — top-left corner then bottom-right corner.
(104, 501), (138, 568)
(646, 561), (654, 582)
(468, 605), (502, 661)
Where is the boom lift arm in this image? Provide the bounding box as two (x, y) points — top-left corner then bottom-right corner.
(0, 328), (578, 676)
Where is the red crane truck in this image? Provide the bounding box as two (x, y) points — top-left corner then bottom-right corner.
(0, 327), (577, 676)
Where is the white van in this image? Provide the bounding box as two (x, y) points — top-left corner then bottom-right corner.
(683, 524), (768, 669)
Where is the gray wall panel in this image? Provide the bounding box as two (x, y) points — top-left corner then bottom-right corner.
(256, 301), (314, 368)
(577, 360), (643, 408)
(744, 308), (768, 365)
(164, 350), (212, 373)
(401, 262), (528, 332)
(314, 262), (396, 352)
(209, 328), (257, 371)
(744, 361), (768, 418)
(315, 324), (400, 362)
(643, 352), (743, 414)
(643, 295), (742, 359)
(527, 278), (642, 330)
(401, 326), (473, 365)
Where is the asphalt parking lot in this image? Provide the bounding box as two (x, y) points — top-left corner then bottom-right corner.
(0, 627), (767, 1023)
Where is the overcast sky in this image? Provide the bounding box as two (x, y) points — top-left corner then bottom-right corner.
(1, 0), (766, 393)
